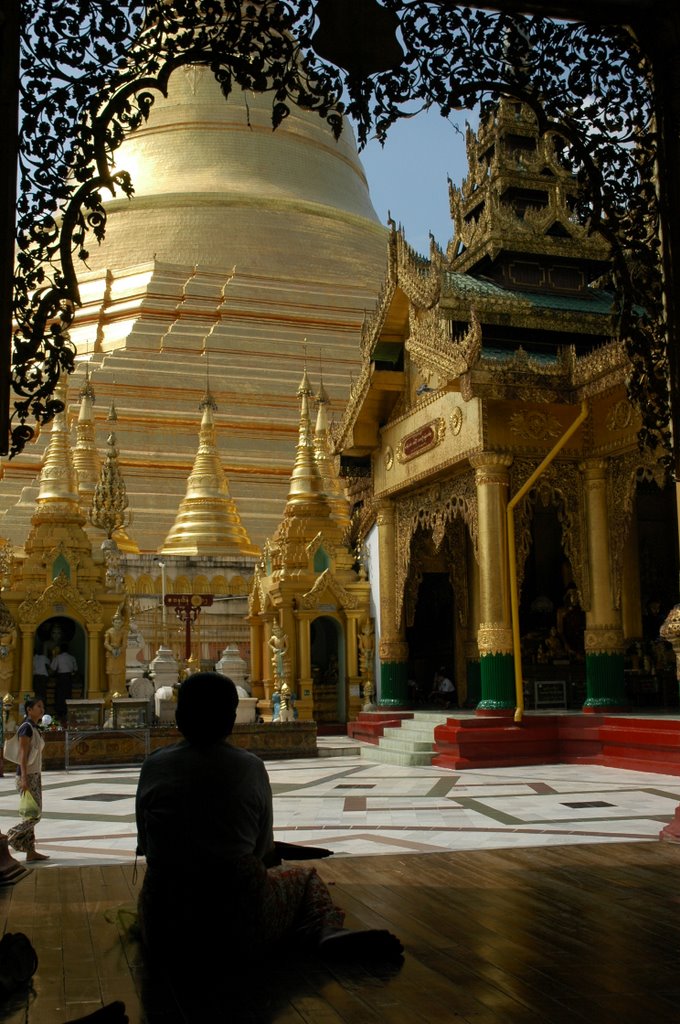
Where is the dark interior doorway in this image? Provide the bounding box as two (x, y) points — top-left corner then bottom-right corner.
(406, 572), (455, 703)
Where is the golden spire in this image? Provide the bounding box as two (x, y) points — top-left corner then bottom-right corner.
(90, 401), (132, 540)
(313, 373), (351, 534)
(72, 364), (101, 513)
(160, 391), (259, 555)
(33, 375), (84, 525)
(285, 365), (329, 511)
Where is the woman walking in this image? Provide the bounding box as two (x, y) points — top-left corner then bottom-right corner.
(7, 697), (49, 863)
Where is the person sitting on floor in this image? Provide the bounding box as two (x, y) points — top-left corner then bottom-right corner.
(135, 672), (403, 983)
(428, 667), (457, 708)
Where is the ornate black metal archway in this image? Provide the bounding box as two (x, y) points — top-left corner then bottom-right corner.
(2, 0), (678, 468)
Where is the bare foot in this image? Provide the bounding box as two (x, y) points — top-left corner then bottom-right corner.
(26, 851), (49, 863)
(318, 927), (404, 964)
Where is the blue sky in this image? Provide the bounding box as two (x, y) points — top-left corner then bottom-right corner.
(354, 106), (476, 254)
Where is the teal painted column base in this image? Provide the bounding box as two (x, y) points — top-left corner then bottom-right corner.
(378, 660), (409, 706)
(583, 652), (627, 709)
(477, 652), (515, 710)
(465, 660), (481, 708)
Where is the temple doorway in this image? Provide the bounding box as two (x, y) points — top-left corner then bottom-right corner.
(35, 616), (86, 714)
(633, 478), (679, 708)
(310, 616), (346, 723)
(406, 572), (456, 705)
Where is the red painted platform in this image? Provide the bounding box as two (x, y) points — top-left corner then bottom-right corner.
(431, 713), (680, 775)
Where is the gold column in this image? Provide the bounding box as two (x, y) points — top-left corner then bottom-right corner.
(89, 627), (100, 699)
(247, 617), (264, 700)
(263, 619), (274, 701)
(470, 453), (514, 709)
(582, 460), (624, 642)
(581, 459), (626, 708)
(345, 613), (359, 678)
(20, 626), (34, 694)
(345, 611), (361, 720)
(280, 605), (296, 685)
(375, 498), (409, 705)
(296, 612), (313, 720)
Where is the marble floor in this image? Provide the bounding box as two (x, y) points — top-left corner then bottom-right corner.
(0, 739), (678, 867)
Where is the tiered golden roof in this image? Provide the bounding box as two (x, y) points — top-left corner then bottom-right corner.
(313, 376), (351, 536)
(72, 367), (101, 514)
(284, 367), (332, 512)
(160, 391), (259, 556)
(33, 376), (84, 524)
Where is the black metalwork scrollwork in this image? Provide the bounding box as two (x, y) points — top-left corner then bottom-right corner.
(13, 0), (668, 462)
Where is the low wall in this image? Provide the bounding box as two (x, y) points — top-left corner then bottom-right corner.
(41, 720), (318, 770)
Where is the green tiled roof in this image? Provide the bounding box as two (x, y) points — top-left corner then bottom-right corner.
(442, 272), (617, 316)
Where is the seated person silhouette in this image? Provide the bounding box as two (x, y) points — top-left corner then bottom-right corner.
(135, 672), (403, 991)
(428, 667), (457, 708)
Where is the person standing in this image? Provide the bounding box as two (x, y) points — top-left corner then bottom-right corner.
(7, 697), (49, 863)
(51, 645), (78, 721)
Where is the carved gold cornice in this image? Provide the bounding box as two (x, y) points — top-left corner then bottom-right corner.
(333, 360), (372, 452)
(470, 452), (513, 485)
(300, 568), (358, 610)
(18, 571), (104, 630)
(572, 339), (629, 389)
(459, 338), (629, 406)
(450, 195), (610, 272)
(406, 306), (481, 388)
(583, 626), (625, 654)
(477, 622), (513, 656)
(391, 221), (442, 310)
(378, 639), (409, 663)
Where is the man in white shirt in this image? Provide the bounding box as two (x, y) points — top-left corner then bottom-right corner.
(428, 667), (457, 708)
(50, 647), (78, 721)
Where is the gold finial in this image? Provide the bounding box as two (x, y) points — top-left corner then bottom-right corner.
(286, 365), (328, 508)
(313, 366), (351, 533)
(90, 430), (131, 540)
(34, 375), (83, 519)
(73, 366), (101, 512)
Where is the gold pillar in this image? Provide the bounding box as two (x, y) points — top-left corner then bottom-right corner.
(471, 453), (512, 635)
(88, 626), (100, 699)
(345, 611), (361, 720)
(262, 619), (274, 702)
(376, 499), (399, 647)
(582, 460), (623, 645)
(581, 459), (626, 708)
(247, 617), (264, 699)
(280, 605), (296, 685)
(375, 498), (408, 705)
(296, 612), (313, 720)
(345, 613), (359, 678)
(470, 453), (514, 709)
(20, 626), (34, 694)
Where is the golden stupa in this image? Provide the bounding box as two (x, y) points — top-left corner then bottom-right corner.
(160, 391), (259, 557)
(0, 65), (388, 553)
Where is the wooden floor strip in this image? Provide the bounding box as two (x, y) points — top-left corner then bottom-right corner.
(0, 841), (678, 1022)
